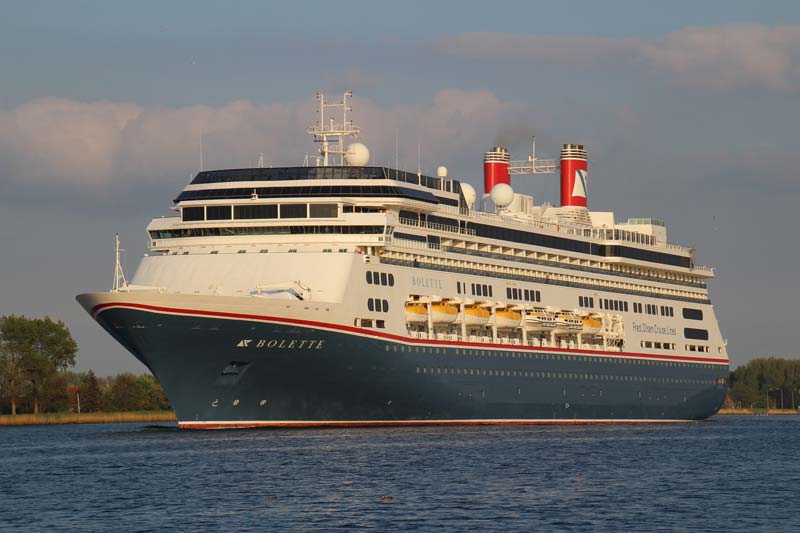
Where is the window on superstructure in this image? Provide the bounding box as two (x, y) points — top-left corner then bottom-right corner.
(309, 204), (338, 218)
(685, 328), (709, 341)
(234, 204), (278, 219)
(366, 272), (373, 284)
(388, 274), (394, 287)
(280, 204), (308, 219)
(683, 308), (703, 320)
(380, 272), (388, 286)
(207, 205), (232, 220)
(182, 206), (205, 221)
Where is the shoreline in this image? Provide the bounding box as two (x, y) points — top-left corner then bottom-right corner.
(0, 411), (176, 426)
(2, 409), (797, 427)
(716, 408), (798, 416)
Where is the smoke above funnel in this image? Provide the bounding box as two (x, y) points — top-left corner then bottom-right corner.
(493, 122), (537, 150)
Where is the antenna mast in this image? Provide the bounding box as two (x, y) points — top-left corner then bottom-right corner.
(509, 136), (558, 175)
(112, 234), (128, 292)
(306, 91), (360, 166)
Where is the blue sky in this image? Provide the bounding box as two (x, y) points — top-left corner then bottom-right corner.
(1, 1), (799, 374)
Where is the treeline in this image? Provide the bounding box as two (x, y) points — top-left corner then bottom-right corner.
(1, 314), (170, 415)
(729, 358), (800, 409)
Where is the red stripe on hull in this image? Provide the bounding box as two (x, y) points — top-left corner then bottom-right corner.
(91, 301), (729, 365)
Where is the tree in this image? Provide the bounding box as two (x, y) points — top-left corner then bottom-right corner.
(81, 370), (103, 412)
(0, 315), (35, 415)
(25, 317), (78, 414)
(730, 358), (800, 409)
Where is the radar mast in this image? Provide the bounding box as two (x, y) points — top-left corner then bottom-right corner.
(306, 91), (360, 166)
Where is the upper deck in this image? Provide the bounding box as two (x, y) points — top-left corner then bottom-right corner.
(159, 165), (710, 277)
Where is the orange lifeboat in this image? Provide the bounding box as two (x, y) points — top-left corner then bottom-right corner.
(404, 303), (428, 324)
(495, 308), (522, 329)
(463, 305), (490, 326)
(430, 303), (458, 324)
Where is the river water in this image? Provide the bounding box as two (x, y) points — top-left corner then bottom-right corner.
(0, 416), (798, 532)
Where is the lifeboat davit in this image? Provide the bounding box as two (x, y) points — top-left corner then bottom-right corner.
(495, 308), (522, 329)
(581, 315), (602, 336)
(430, 303), (458, 324)
(553, 312), (583, 335)
(463, 305), (490, 326)
(523, 308), (556, 333)
(404, 303), (428, 324)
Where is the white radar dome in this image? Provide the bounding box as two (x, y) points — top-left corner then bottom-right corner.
(460, 183), (477, 209)
(490, 183), (514, 208)
(345, 143), (370, 166)
(437, 166), (448, 178)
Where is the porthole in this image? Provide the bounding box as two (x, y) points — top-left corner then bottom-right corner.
(260, 399), (267, 407)
(233, 399), (240, 406)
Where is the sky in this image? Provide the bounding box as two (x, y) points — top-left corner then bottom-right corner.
(1, 0), (799, 374)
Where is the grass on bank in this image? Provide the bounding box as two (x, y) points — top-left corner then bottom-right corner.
(0, 410), (176, 426)
(717, 408), (799, 416)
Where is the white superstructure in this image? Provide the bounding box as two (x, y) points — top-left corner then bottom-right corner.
(123, 92), (726, 364)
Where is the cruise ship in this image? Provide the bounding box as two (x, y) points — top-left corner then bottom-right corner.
(77, 92), (729, 428)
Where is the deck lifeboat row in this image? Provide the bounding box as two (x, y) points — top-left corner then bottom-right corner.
(404, 301), (605, 336)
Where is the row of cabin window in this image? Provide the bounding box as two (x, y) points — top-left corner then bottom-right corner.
(641, 341), (676, 350)
(366, 271), (395, 286)
(578, 296), (595, 308)
(151, 225), (383, 240)
(367, 299), (390, 313)
(456, 281), (493, 297)
(182, 203), (339, 222)
(600, 299), (628, 312)
(415, 367), (720, 385)
(389, 344), (722, 370)
(686, 344), (710, 353)
(507, 287), (541, 302)
(356, 318), (386, 329)
(633, 303), (674, 317)
(175, 185), (447, 206)
(471, 283), (492, 297)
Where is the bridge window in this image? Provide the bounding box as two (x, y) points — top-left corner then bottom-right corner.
(206, 205), (232, 220)
(182, 206), (204, 221)
(234, 204), (278, 219)
(280, 204), (308, 219)
(309, 204), (338, 218)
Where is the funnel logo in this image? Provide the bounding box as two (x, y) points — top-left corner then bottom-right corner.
(572, 169), (588, 198)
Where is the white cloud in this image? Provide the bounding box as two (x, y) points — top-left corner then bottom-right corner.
(433, 32), (637, 67)
(0, 90), (525, 190)
(640, 24), (800, 92)
(435, 25), (800, 92)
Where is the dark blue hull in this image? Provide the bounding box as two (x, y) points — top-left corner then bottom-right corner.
(92, 304), (728, 427)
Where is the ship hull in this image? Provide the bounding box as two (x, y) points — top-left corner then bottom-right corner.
(78, 293), (728, 429)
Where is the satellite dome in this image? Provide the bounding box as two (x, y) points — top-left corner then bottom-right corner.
(437, 166), (448, 178)
(460, 183), (477, 209)
(490, 183), (514, 208)
(345, 143), (370, 166)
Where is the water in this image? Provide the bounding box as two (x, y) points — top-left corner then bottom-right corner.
(0, 417), (798, 532)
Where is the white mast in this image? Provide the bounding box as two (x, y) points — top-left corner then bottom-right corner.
(306, 91), (360, 166)
(508, 136), (558, 175)
(112, 234), (128, 292)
